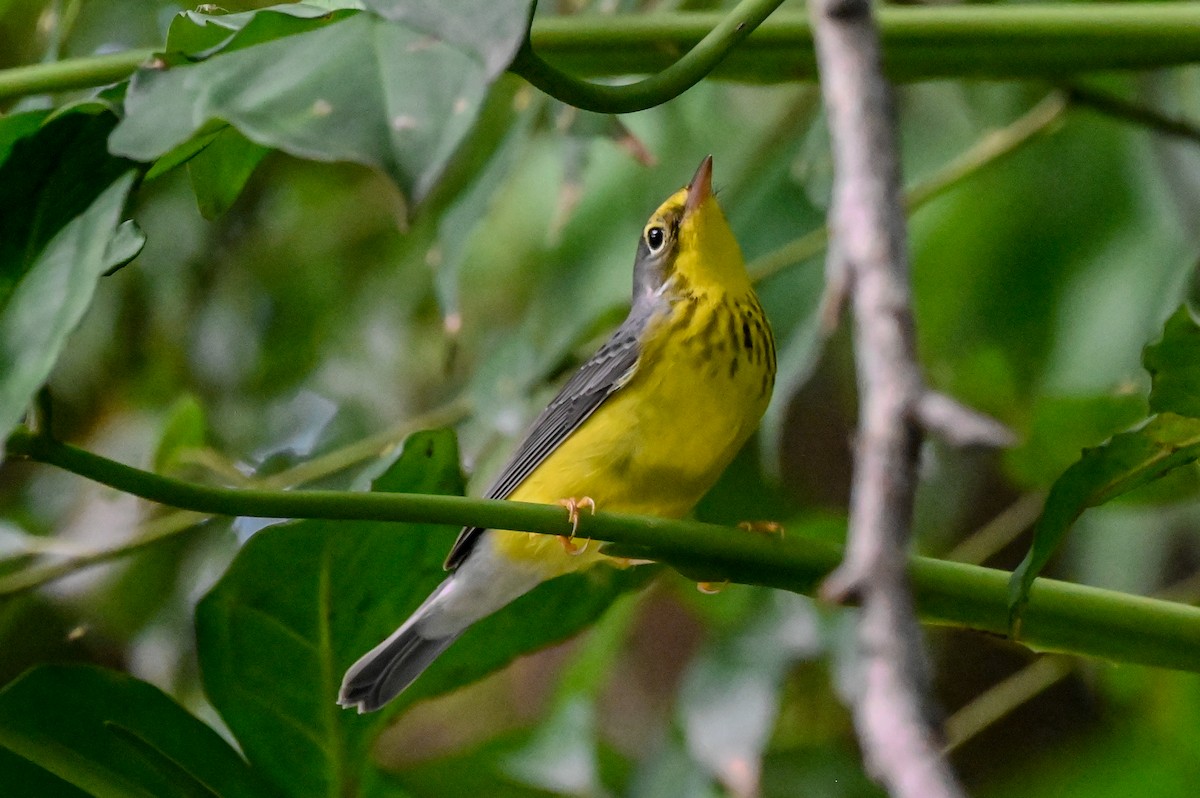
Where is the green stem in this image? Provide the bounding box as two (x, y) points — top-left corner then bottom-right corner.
(0, 398), (474, 596)
(6, 427), (1200, 675)
(0, 48), (154, 101)
(6, 6), (1200, 103)
(511, 0), (786, 113)
(534, 4), (1200, 83)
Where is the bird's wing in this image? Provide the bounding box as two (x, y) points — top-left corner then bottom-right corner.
(444, 316), (645, 570)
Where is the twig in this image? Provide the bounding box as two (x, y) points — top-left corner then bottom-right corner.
(807, 0), (968, 794)
(917, 391), (1015, 449)
(747, 91), (1068, 284)
(942, 655), (1073, 753)
(944, 493), (1046, 566)
(1065, 83), (1200, 145)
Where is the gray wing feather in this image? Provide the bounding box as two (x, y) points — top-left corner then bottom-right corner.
(444, 314), (646, 570)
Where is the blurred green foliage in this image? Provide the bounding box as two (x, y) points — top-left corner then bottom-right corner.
(3, 1), (1200, 797)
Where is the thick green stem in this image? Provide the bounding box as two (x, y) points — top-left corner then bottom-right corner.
(529, 4), (1200, 83)
(6, 6), (1200, 103)
(0, 48), (154, 101)
(6, 427), (1200, 674)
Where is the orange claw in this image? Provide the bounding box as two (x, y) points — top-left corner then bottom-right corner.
(738, 520), (785, 538)
(556, 497), (596, 556)
(696, 580), (729, 595)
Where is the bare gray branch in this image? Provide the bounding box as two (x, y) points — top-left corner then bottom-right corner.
(918, 390), (1016, 449)
(807, 0), (970, 794)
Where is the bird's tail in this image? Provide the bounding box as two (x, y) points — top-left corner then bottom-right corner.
(338, 578), (460, 713)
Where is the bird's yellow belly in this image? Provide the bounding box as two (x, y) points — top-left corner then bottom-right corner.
(494, 298), (774, 577)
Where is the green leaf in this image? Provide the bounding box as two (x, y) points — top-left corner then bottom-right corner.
(102, 725), (223, 798)
(1144, 305), (1200, 419)
(0, 665), (269, 798)
(188, 127), (271, 219)
(0, 746), (91, 798)
(0, 107), (139, 447)
(362, 0), (533, 76)
(0, 109), (136, 306)
(165, 3), (354, 59)
(112, 2), (531, 205)
(196, 428), (648, 798)
(1009, 412), (1200, 615)
(153, 395), (209, 474)
(0, 110), (48, 164)
(102, 219), (148, 276)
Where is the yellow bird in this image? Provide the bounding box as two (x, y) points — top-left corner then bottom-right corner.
(339, 156), (776, 712)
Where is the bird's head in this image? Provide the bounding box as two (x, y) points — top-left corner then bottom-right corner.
(632, 155), (749, 303)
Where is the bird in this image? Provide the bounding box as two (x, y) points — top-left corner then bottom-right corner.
(338, 156), (776, 712)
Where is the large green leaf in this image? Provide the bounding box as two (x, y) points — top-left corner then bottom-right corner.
(0, 108), (136, 306)
(0, 108), (142, 448)
(1008, 412), (1200, 616)
(164, 3), (353, 58)
(196, 429), (648, 798)
(0, 746), (91, 798)
(0, 110), (47, 164)
(362, 0), (532, 76)
(0, 665), (269, 798)
(1144, 305), (1200, 419)
(112, 1), (533, 205)
(1009, 306), (1200, 613)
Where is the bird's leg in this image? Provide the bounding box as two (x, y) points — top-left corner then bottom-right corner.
(738, 520), (785, 538)
(556, 496), (596, 555)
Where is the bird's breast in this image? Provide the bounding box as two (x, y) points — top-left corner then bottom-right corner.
(495, 291), (775, 575)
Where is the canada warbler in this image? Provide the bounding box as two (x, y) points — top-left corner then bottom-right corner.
(339, 156), (775, 712)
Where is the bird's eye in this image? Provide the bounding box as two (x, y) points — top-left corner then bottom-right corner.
(646, 226), (666, 253)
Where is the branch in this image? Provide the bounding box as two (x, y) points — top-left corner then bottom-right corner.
(6, 427), (1200, 678)
(808, 0), (967, 794)
(917, 391), (1015, 449)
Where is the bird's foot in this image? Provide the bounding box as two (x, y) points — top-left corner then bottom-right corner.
(738, 520), (785, 539)
(556, 496), (596, 555)
(696, 580), (730, 595)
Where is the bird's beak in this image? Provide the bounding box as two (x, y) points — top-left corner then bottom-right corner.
(684, 155), (713, 217)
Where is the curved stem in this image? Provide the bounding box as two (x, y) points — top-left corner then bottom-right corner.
(7, 427), (1200, 676)
(511, 0), (786, 113)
